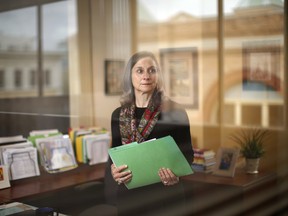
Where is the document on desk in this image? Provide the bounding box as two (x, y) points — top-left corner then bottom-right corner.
(108, 135), (193, 189)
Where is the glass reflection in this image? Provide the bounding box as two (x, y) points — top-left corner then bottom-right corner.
(137, 0), (218, 126)
(0, 7), (37, 98)
(0, 1), (72, 98)
(223, 0), (284, 128)
(43, 1), (69, 96)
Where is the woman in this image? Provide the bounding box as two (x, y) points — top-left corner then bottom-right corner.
(105, 51), (193, 216)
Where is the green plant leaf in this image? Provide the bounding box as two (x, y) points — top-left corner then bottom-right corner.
(229, 128), (270, 159)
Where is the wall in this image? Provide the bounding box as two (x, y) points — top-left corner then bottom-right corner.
(91, 0), (132, 130)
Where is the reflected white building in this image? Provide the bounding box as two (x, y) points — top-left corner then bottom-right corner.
(0, 33), (67, 98)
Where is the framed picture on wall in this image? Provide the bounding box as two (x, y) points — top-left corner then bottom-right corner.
(242, 41), (281, 92)
(213, 147), (239, 177)
(160, 48), (198, 108)
(105, 60), (125, 95)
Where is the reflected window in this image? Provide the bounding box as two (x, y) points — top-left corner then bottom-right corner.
(0, 1), (72, 98)
(223, 0), (284, 129)
(0, 7), (37, 97)
(14, 69), (22, 88)
(45, 69), (51, 86)
(0, 69), (4, 88)
(43, 1), (70, 96)
(0, 0), (75, 136)
(30, 69), (36, 87)
(137, 0), (217, 125)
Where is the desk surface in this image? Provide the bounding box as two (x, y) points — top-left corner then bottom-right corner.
(182, 169), (277, 191)
(182, 170), (277, 215)
(1, 163), (276, 204)
(0, 163), (106, 204)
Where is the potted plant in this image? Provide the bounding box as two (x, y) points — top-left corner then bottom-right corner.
(230, 128), (270, 174)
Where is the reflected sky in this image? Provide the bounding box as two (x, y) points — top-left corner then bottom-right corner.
(0, 1), (75, 52)
(0, 7), (36, 38)
(138, 0), (238, 21)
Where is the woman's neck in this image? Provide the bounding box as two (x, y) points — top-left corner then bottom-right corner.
(135, 93), (152, 108)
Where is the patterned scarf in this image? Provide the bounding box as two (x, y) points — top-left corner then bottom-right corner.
(119, 92), (162, 144)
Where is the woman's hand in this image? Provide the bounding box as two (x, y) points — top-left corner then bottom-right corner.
(111, 164), (132, 185)
(158, 168), (179, 186)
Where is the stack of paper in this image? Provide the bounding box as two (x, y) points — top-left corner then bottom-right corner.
(109, 135), (193, 189)
(0, 136), (40, 180)
(69, 127), (105, 146)
(27, 129), (78, 173)
(28, 129), (62, 147)
(35, 136), (77, 173)
(0, 135), (28, 164)
(81, 133), (110, 165)
(69, 127), (110, 165)
(29, 129), (60, 136)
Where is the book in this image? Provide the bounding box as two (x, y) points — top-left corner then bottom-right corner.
(192, 148), (216, 173)
(193, 148), (216, 159)
(109, 135), (193, 189)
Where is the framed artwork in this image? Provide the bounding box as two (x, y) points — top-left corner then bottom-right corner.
(242, 41), (281, 91)
(105, 60), (125, 95)
(160, 48), (198, 108)
(213, 147), (239, 177)
(0, 165), (11, 189)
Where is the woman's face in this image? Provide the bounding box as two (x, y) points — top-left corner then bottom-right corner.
(131, 57), (158, 96)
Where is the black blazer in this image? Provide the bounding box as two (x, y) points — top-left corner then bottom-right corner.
(104, 99), (194, 205)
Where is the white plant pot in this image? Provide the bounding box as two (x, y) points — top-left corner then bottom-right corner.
(245, 158), (260, 174)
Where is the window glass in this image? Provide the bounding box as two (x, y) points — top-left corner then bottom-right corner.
(223, 0), (285, 129)
(0, 7), (37, 98)
(45, 69), (51, 86)
(137, 0), (218, 124)
(0, 69), (5, 88)
(42, 1), (70, 96)
(14, 69), (22, 88)
(137, 0), (218, 149)
(0, 1), (75, 136)
(30, 69), (36, 87)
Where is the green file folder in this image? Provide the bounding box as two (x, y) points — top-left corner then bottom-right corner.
(108, 135), (193, 189)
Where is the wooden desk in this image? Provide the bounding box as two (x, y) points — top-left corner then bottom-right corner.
(0, 163), (106, 204)
(1, 163), (278, 215)
(182, 169), (278, 215)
